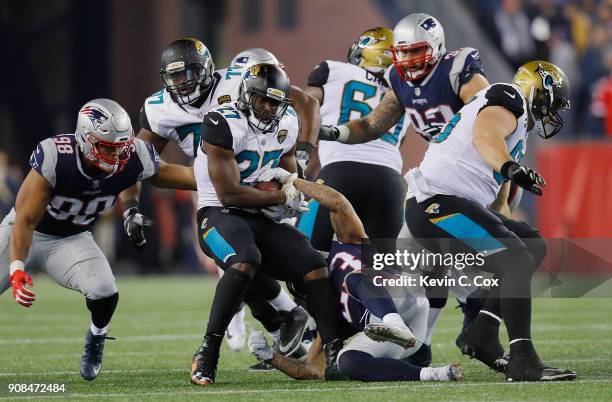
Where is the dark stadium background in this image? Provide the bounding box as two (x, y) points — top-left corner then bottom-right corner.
(1, 0), (610, 276)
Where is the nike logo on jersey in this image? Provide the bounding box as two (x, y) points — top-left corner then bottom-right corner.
(503, 91), (516, 99)
(209, 118), (219, 125)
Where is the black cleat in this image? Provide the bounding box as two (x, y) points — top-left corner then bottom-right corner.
(506, 341), (576, 382)
(80, 329), (114, 381)
(191, 333), (222, 386)
(405, 343), (432, 367)
(323, 338), (345, 380)
(278, 306), (310, 356)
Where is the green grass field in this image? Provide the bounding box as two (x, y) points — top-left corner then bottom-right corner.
(1, 275), (611, 401)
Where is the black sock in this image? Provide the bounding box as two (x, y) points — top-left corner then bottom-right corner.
(86, 293), (119, 329)
(243, 289), (281, 332)
(304, 278), (341, 344)
(500, 251), (534, 341)
(206, 268), (252, 336)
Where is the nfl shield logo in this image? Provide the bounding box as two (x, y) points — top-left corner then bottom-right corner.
(92, 180), (100, 189)
(415, 87), (421, 96)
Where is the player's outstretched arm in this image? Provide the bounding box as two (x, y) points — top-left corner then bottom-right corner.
(294, 178), (366, 244)
(341, 91), (404, 144)
(205, 142), (286, 207)
(148, 161), (197, 191)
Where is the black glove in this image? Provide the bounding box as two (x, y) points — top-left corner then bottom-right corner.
(501, 161), (546, 196)
(122, 201), (153, 248)
(318, 125), (340, 141)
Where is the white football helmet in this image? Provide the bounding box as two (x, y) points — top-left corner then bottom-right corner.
(75, 98), (134, 174)
(391, 13), (446, 81)
(230, 48), (281, 69)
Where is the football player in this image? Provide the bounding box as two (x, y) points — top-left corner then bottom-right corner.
(123, 38), (311, 354)
(248, 170), (462, 382)
(318, 14), (494, 366)
(190, 64), (345, 385)
(404, 61), (576, 381)
(301, 27), (408, 256)
(0, 99), (196, 381)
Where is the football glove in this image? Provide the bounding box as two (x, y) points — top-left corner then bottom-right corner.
(421, 122), (446, 141)
(123, 204), (153, 248)
(248, 331), (274, 362)
(501, 161), (546, 196)
(10, 263), (35, 308)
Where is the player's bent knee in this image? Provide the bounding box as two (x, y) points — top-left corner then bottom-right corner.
(302, 266), (329, 282)
(83, 279), (118, 300)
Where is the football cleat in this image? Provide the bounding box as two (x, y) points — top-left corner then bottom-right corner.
(506, 341), (576, 382)
(405, 343), (432, 367)
(278, 306), (310, 356)
(80, 329), (114, 381)
(364, 323), (416, 349)
(455, 295), (485, 350)
(323, 338), (346, 381)
(191, 333), (222, 386)
(423, 363), (464, 381)
(225, 307), (246, 352)
(447, 363), (464, 381)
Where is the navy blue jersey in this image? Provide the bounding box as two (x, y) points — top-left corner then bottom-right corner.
(387, 47), (484, 141)
(327, 240), (370, 331)
(29, 134), (159, 236)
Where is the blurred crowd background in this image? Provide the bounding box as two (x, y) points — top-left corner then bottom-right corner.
(1, 0), (610, 274)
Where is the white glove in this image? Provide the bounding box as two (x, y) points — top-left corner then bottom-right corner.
(248, 331), (274, 362)
(257, 167), (295, 185)
(261, 199), (309, 221)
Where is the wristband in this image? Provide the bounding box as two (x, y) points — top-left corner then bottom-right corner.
(296, 142), (315, 156)
(122, 200), (140, 218)
(10, 260), (24, 276)
(500, 161), (520, 180)
(336, 125), (350, 143)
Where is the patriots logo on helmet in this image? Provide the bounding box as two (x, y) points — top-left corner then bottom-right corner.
(80, 106), (108, 130)
(419, 17), (437, 31)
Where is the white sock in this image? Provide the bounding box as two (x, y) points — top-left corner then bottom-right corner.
(90, 322), (108, 336)
(424, 307), (443, 345)
(419, 366), (450, 381)
(268, 289), (297, 312)
(269, 329), (280, 344)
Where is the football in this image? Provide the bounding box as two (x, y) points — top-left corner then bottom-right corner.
(254, 180), (282, 191)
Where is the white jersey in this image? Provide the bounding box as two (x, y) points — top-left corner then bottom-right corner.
(207, 66), (249, 110)
(194, 104), (299, 208)
(307, 60), (408, 173)
(140, 70), (228, 158)
(406, 83), (529, 207)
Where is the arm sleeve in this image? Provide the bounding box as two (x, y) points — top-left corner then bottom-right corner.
(139, 105), (152, 132)
(201, 111), (234, 150)
(478, 84), (525, 119)
(29, 138), (58, 187)
(449, 47), (485, 95)
(307, 61), (330, 87)
(135, 139), (161, 180)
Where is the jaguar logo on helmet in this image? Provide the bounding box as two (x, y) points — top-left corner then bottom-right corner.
(277, 129), (288, 144)
(249, 64), (261, 76)
(80, 106), (108, 130)
(536, 62), (562, 90)
(182, 37), (206, 55)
